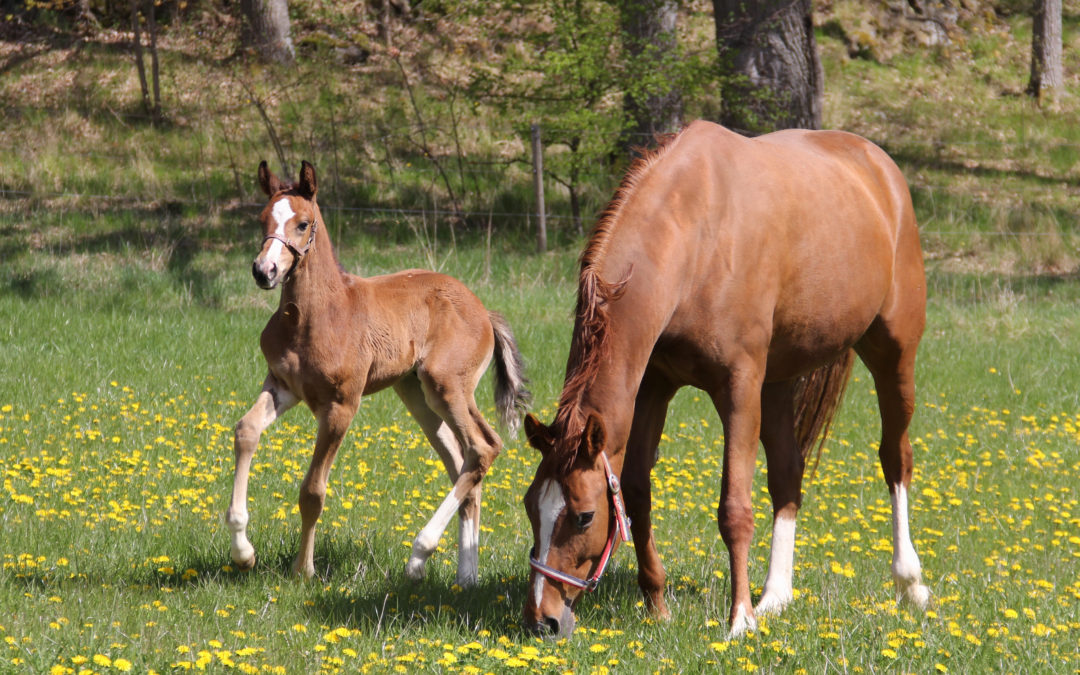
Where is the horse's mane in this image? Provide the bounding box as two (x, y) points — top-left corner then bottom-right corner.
(549, 131), (681, 474)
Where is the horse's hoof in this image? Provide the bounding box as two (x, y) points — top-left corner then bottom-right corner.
(755, 590), (792, 617)
(900, 582), (930, 610)
(233, 555), (256, 572)
(404, 557), (426, 581)
(728, 606), (757, 640)
(454, 571), (478, 588)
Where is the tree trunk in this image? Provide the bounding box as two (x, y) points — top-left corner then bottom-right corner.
(240, 0), (296, 65)
(130, 0), (151, 116)
(713, 0), (823, 133)
(620, 0), (682, 150)
(1028, 0), (1063, 101)
(148, 0), (161, 122)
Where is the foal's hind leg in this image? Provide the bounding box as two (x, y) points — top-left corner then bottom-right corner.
(226, 375), (298, 570)
(393, 375), (475, 585)
(402, 369), (501, 587)
(856, 319), (930, 609)
(755, 381), (804, 616)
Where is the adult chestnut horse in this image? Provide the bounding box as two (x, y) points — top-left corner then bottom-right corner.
(225, 160), (530, 586)
(522, 121), (929, 638)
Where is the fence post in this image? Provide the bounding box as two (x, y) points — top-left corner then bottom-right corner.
(531, 123), (547, 254)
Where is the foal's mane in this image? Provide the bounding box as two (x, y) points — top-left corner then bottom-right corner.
(550, 131), (681, 474)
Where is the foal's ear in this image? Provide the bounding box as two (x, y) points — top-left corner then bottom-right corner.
(582, 413), (607, 458)
(524, 414), (554, 456)
(297, 160), (318, 200)
(258, 160), (282, 197)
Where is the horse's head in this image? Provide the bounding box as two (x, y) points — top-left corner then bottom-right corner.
(252, 160), (320, 289)
(522, 411), (630, 639)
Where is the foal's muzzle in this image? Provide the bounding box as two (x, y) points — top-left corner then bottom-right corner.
(252, 259), (279, 289)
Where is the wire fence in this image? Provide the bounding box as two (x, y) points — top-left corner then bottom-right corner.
(2, 113), (1078, 247)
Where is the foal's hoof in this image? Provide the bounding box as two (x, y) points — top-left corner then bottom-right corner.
(898, 581), (931, 611)
(233, 555), (256, 572)
(404, 557), (426, 581)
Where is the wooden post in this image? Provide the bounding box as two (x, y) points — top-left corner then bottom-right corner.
(531, 123), (547, 254)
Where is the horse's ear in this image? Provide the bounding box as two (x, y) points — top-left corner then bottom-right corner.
(258, 160), (282, 197)
(583, 413), (607, 458)
(524, 414), (554, 456)
(297, 160), (317, 200)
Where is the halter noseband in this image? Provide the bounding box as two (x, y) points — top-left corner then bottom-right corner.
(262, 218), (318, 281)
(529, 453), (632, 592)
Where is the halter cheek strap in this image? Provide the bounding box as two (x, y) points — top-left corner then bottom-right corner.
(529, 453), (632, 592)
(262, 219), (318, 281)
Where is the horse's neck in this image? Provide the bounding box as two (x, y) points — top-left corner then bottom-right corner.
(279, 232), (351, 318)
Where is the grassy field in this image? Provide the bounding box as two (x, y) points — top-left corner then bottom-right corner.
(3, 4), (1080, 674)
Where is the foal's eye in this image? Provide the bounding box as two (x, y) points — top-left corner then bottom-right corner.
(575, 512), (595, 531)
(297, 221), (309, 232)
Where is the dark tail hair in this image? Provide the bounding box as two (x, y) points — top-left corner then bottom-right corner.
(793, 350), (856, 473)
(489, 311), (531, 437)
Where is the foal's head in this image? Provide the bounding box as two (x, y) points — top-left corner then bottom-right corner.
(522, 411), (625, 638)
(252, 160), (320, 289)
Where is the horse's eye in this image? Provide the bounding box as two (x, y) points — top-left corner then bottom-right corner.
(297, 221), (309, 232)
(576, 511), (594, 531)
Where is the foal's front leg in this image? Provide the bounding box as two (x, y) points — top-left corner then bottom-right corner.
(226, 376), (298, 570)
(293, 400), (357, 579)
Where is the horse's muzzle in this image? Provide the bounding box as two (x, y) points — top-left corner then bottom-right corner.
(252, 259), (279, 289)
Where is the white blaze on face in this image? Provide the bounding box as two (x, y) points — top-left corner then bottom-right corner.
(266, 197), (296, 262)
(532, 479), (566, 608)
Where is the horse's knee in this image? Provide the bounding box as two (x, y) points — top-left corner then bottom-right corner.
(717, 498), (754, 545)
(298, 484), (325, 521)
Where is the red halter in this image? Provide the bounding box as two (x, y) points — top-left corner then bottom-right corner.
(262, 219), (318, 281)
(529, 453), (632, 592)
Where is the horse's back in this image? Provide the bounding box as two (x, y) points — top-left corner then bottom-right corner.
(620, 121), (923, 381)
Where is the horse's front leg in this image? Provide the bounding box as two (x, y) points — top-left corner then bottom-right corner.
(624, 369), (678, 620)
(293, 400), (357, 579)
(712, 364), (766, 639)
(226, 376), (298, 570)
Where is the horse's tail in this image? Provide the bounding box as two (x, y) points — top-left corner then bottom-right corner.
(793, 349), (856, 473)
(489, 311), (531, 438)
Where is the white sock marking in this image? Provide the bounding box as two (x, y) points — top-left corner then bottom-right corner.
(890, 485), (922, 583)
(532, 479), (565, 608)
(757, 514), (796, 614)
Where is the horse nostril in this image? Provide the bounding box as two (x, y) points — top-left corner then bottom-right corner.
(542, 616), (560, 635)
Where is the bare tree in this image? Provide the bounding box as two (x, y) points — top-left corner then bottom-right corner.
(713, 0), (822, 132)
(1028, 0), (1063, 101)
(240, 0), (295, 65)
(619, 0), (682, 149)
(130, 0), (161, 122)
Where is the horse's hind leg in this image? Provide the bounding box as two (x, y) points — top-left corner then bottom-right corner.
(755, 381), (803, 616)
(226, 375), (298, 570)
(393, 375), (472, 584)
(856, 316), (930, 609)
(400, 368), (501, 587)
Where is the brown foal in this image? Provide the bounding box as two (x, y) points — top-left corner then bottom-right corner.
(225, 161), (530, 586)
(522, 121), (929, 638)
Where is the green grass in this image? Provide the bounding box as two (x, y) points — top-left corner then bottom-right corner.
(2, 4), (1080, 673)
(2, 223), (1080, 673)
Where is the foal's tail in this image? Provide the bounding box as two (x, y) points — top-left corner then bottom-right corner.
(793, 349), (856, 473)
(489, 311), (532, 438)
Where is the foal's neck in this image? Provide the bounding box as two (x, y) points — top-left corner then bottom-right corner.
(280, 225), (349, 312)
